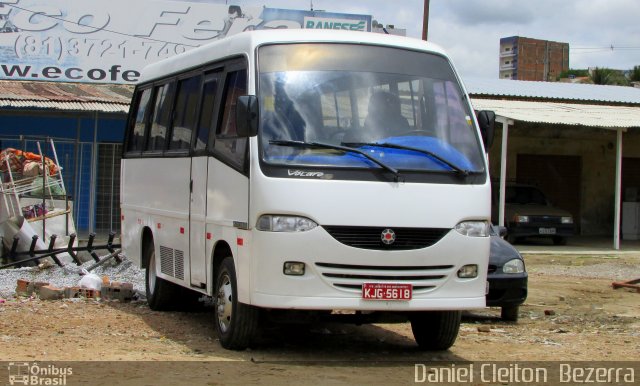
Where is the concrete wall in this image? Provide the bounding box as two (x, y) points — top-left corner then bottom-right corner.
(489, 121), (639, 236)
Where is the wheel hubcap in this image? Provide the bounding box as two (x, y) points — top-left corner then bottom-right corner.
(216, 273), (233, 333)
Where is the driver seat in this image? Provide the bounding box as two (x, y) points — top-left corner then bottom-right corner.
(363, 90), (410, 137)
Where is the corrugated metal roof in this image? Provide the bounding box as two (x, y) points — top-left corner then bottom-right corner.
(465, 78), (640, 105)
(0, 80), (133, 113)
(471, 98), (640, 128)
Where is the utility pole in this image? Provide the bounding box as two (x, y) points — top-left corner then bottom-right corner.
(422, 0), (430, 41)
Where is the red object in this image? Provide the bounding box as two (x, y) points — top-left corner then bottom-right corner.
(157, 223), (161, 229)
(206, 232), (212, 240)
(362, 283), (412, 301)
(237, 237), (244, 246)
(180, 227), (185, 234)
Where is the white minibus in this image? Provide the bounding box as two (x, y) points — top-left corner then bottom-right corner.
(121, 29), (495, 350)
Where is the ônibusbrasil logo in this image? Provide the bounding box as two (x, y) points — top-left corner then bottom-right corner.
(7, 362), (72, 385)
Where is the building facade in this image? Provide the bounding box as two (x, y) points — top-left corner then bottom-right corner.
(499, 36), (570, 81)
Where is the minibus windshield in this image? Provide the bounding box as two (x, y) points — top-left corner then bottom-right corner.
(257, 43), (485, 174)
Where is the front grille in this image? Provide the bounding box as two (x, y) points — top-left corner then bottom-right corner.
(315, 262), (454, 294)
(322, 225), (449, 250)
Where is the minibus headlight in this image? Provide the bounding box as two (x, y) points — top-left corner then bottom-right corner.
(257, 215), (318, 232)
(515, 215), (529, 223)
(454, 221), (489, 237)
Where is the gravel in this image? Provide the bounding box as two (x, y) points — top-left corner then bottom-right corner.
(530, 260), (640, 281)
(0, 254), (146, 299)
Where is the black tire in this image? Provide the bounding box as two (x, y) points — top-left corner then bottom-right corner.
(145, 241), (180, 311)
(410, 310), (461, 350)
(214, 256), (260, 350)
(501, 305), (519, 322)
(552, 236), (567, 246)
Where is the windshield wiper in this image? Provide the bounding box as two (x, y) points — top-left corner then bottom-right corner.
(269, 139), (401, 180)
(342, 141), (470, 176)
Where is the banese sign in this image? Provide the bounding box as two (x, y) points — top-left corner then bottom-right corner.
(0, 0), (371, 84)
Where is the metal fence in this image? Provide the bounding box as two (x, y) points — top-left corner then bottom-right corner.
(0, 137), (121, 236)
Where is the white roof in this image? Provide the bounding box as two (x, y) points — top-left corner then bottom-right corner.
(140, 29), (449, 83)
(465, 78), (640, 105)
(471, 98), (640, 129)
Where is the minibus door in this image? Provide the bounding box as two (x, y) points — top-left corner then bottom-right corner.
(188, 72), (220, 288)
(189, 156), (208, 288)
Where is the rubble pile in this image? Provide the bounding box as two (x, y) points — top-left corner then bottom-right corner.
(0, 257), (145, 300)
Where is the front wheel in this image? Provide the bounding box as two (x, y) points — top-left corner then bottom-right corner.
(214, 256), (259, 350)
(410, 311), (461, 350)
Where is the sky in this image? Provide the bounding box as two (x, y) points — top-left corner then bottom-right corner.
(190, 0), (640, 79)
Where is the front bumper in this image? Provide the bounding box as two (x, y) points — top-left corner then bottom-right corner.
(486, 273), (528, 307)
(249, 227), (490, 311)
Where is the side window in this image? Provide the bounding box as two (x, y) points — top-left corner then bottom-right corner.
(169, 75), (201, 151)
(194, 74), (220, 152)
(146, 83), (175, 152)
(214, 69), (247, 170)
(127, 88), (152, 152)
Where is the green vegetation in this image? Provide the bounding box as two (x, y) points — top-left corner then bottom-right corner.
(559, 66), (640, 86)
(630, 65), (640, 82)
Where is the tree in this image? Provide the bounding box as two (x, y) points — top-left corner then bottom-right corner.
(630, 65), (640, 82)
(589, 67), (629, 86)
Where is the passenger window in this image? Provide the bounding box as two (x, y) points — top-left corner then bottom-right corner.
(169, 75), (201, 151)
(127, 88), (152, 152)
(147, 83), (175, 152)
(214, 70), (247, 170)
(195, 74), (220, 152)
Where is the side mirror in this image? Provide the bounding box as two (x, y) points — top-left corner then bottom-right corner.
(476, 110), (495, 149)
(236, 95), (258, 137)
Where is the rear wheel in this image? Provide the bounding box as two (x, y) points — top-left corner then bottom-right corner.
(214, 256), (259, 350)
(145, 240), (180, 311)
(410, 310), (461, 350)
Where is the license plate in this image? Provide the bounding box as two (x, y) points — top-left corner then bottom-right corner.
(362, 283), (412, 301)
(539, 227), (556, 235)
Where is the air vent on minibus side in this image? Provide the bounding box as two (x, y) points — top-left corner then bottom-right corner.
(159, 245), (185, 280)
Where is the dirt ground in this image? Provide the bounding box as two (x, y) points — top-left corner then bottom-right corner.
(0, 254), (639, 385)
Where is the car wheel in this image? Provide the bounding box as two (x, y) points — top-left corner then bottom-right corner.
(145, 240), (180, 311)
(501, 305), (519, 321)
(214, 256), (259, 350)
(410, 310), (461, 350)
(553, 236), (567, 246)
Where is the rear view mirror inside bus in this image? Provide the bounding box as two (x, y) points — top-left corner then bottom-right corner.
(236, 95), (258, 137)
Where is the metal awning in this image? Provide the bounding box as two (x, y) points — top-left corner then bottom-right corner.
(471, 98), (640, 128)
(472, 98), (640, 250)
(0, 80), (133, 113)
